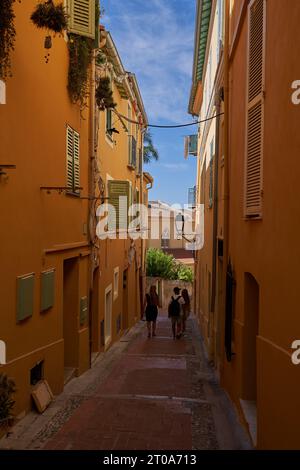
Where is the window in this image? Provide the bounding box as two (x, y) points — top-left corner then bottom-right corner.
(245, 0), (265, 217)
(208, 158), (213, 208)
(66, 126), (80, 194)
(108, 180), (130, 230)
(17, 274), (35, 322)
(113, 267), (119, 300)
(200, 156), (206, 205)
(30, 361), (44, 386)
(106, 108), (113, 138)
(209, 138), (214, 208)
(40, 269), (55, 313)
(67, 0), (96, 39)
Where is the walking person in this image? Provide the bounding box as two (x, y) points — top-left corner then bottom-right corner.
(168, 287), (184, 339)
(144, 285), (159, 338)
(181, 289), (191, 335)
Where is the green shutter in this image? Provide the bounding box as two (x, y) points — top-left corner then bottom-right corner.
(73, 130), (80, 193)
(41, 270), (55, 312)
(17, 274), (35, 322)
(68, 0), (96, 39)
(80, 296), (88, 325)
(66, 126), (80, 194)
(209, 158), (213, 208)
(189, 134), (198, 156)
(66, 126), (74, 190)
(108, 180), (130, 230)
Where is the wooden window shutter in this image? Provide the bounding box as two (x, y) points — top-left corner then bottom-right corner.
(68, 0), (95, 39)
(108, 180), (130, 230)
(40, 270), (55, 312)
(73, 130), (80, 192)
(245, 0), (266, 217)
(66, 126), (74, 190)
(66, 126), (80, 194)
(17, 274), (35, 322)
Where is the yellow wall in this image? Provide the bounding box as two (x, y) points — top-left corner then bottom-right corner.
(0, 1), (91, 415)
(95, 66), (144, 350)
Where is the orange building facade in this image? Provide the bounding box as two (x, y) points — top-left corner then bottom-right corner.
(190, 0), (300, 449)
(0, 1), (150, 419)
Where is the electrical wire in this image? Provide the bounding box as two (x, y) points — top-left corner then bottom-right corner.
(114, 110), (224, 129)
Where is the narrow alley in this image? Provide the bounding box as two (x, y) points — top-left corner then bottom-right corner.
(0, 314), (250, 451)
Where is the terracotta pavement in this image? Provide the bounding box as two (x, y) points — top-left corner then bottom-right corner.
(38, 313), (250, 451)
(44, 315), (197, 450)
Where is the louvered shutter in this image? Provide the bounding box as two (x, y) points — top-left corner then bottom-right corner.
(108, 180), (130, 230)
(66, 126), (74, 190)
(73, 130), (80, 193)
(245, 0), (265, 217)
(68, 0), (95, 38)
(66, 126), (80, 193)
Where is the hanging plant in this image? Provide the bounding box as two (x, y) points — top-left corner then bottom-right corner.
(96, 77), (116, 111)
(0, 0), (17, 80)
(30, 0), (67, 34)
(68, 33), (94, 107)
(0, 374), (16, 425)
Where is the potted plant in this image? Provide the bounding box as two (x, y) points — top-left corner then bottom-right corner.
(0, 373), (16, 438)
(96, 77), (116, 111)
(0, 0), (17, 80)
(30, 0), (67, 34)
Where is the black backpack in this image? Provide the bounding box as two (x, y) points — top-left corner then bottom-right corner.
(168, 296), (181, 317)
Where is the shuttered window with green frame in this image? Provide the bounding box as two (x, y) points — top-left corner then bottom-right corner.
(17, 274), (35, 322)
(67, 0), (96, 39)
(40, 270), (55, 312)
(66, 125), (80, 194)
(108, 180), (130, 230)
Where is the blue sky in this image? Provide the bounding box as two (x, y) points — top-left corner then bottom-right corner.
(100, 0), (198, 205)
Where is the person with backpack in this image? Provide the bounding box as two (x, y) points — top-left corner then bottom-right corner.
(181, 289), (191, 335)
(168, 287), (184, 339)
(144, 285), (160, 338)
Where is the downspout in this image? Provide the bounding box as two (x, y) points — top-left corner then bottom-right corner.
(88, 49), (97, 369)
(210, 97), (221, 314)
(220, 0), (230, 374)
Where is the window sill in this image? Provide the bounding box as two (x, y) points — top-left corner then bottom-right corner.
(65, 191), (81, 198)
(243, 216), (263, 221)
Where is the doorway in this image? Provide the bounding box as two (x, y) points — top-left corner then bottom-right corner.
(241, 272), (259, 445)
(63, 258), (79, 380)
(91, 267), (100, 358)
(105, 286), (112, 346)
(122, 269), (129, 330)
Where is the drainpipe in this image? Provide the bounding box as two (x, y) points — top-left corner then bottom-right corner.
(220, 0), (230, 374)
(210, 97), (221, 316)
(88, 49), (97, 369)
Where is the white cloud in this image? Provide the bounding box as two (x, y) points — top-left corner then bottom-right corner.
(162, 163), (188, 170)
(101, 0), (195, 123)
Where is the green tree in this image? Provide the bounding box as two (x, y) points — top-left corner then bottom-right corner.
(146, 249), (194, 282)
(143, 130), (159, 164)
(146, 248), (175, 278)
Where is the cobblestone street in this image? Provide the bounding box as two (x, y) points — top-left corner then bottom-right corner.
(0, 314), (251, 451)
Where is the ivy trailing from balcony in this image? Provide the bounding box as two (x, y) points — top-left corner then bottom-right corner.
(95, 76), (116, 110)
(67, 34), (94, 107)
(30, 0), (67, 34)
(0, 0), (17, 80)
